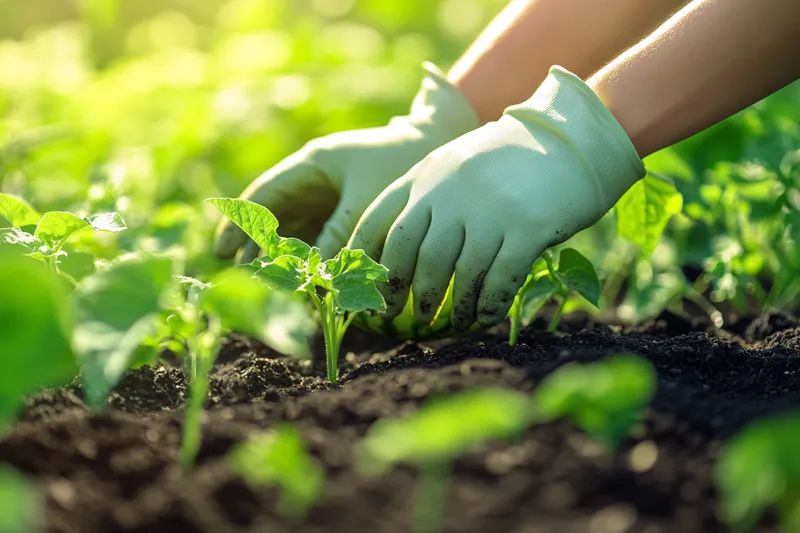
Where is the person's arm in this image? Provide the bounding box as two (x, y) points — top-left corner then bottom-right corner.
(590, 0), (800, 158)
(449, 0), (689, 123)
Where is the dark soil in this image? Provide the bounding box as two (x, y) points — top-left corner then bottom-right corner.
(4, 310), (800, 533)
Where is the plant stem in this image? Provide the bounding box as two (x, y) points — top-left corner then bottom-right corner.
(180, 318), (221, 470)
(508, 297), (521, 346)
(310, 292), (340, 384)
(548, 296), (566, 332)
(413, 463), (451, 533)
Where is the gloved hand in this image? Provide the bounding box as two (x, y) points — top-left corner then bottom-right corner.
(349, 66), (645, 331)
(214, 63), (479, 263)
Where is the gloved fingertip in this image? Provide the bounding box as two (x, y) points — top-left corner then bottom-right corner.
(237, 240), (262, 265)
(315, 233), (344, 261)
(214, 223), (246, 259)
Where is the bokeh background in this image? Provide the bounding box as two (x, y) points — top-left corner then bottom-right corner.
(2, 0), (799, 322)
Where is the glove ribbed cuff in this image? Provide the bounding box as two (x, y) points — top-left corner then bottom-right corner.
(504, 66), (646, 206)
(392, 62), (481, 146)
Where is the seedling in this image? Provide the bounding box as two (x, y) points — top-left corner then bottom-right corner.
(532, 354), (656, 448)
(0, 466), (41, 533)
(508, 248), (600, 345)
(71, 255), (175, 409)
(0, 249), (77, 431)
(716, 412), (800, 533)
(229, 424), (324, 519)
(207, 198), (388, 384)
(356, 388), (534, 533)
(0, 192), (126, 286)
(172, 268), (313, 469)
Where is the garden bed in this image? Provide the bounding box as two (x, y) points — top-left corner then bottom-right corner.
(3, 311), (799, 533)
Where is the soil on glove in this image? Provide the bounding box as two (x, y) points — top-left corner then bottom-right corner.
(3, 310), (800, 533)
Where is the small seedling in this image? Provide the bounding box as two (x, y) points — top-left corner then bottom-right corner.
(716, 412), (800, 533)
(71, 255), (175, 409)
(0, 466), (41, 533)
(532, 354), (656, 448)
(508, 248), (600, 345)
(207, 198), (388, 384)
(356, 388), (534, 533)
(0, 192), (126, 286)
(173, 268), (313, 469)
(229, 424), (324, 519)
(0, 248), (77, 432)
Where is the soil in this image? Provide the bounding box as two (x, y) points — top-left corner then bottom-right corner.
(3, 310), (800, 533)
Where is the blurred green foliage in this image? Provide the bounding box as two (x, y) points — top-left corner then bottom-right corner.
(1, 0), (799, 320)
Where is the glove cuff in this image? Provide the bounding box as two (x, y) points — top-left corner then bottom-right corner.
(505, 66), (646, 206)
(394, 62), (481, 145)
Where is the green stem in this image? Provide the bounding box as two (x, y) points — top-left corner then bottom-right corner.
(413, 463), (451, 533)
(683, 285), (724, 328)
(508, 297), (521, 346)
(309, 292), (339, 384)
(548, 295), (566, 332)
(180, 317), (221, 470)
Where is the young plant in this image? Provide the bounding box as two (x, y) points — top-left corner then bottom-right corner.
(0, 192), (127, 286)
(172, 268), (313, 469)
(531, 353), (656, 448)
(0, 248), (77, 432)
(716, 412), (800, 533)
(207, 198), (388, 384)
(508, 248), (601, 345)
(71, 255), (176, 409)
(355, 388), (534, 533)
(229, 424), (324, 519)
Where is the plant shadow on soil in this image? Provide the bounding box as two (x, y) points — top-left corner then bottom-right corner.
(3, 310), (800, 533)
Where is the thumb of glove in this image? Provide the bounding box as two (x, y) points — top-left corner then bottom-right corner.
(315, 199), (360, 259)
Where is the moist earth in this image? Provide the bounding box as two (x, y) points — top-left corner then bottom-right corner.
(3, 311), (800, 533)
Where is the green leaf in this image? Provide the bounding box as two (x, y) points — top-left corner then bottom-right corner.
(229, 424), (324, 518)
(616, 174), (683, 254)
(71, 255), (174, 409)
(34, 211), (126, 248)
(86, 212), (127, 232)
(57, 250), (96, 282)
(0, 466), (40, 533)
(554, 248), (600, 306)
(0, 249), (76, 430)
(0, 193), (41, 227)
(532, 354), (656, 448)
(201, 268), (314, 358)
(716, 413), (800, 532)
(206, 198), (280, 257)
(0, 228), (42, 255)
(319, 248), (389, 313)
(519, 274), (559, 326)
(255, 255), (311, 292)
(274, 237), (312, 261)
(355, 388), (533, 475)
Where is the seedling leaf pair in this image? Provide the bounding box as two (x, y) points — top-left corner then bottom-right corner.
(532, 354), (656, 448)
(509, 248), (600, 344)
(229, 425), (324, 518)
(207, 198), (388, 383)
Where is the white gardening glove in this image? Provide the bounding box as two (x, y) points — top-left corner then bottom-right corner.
(349, 66), (645, 331)
(213, 63), (479, 262)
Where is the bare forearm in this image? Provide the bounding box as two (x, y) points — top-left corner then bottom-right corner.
(449, 0), (687, 123)
(590, 0), (800, 158)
